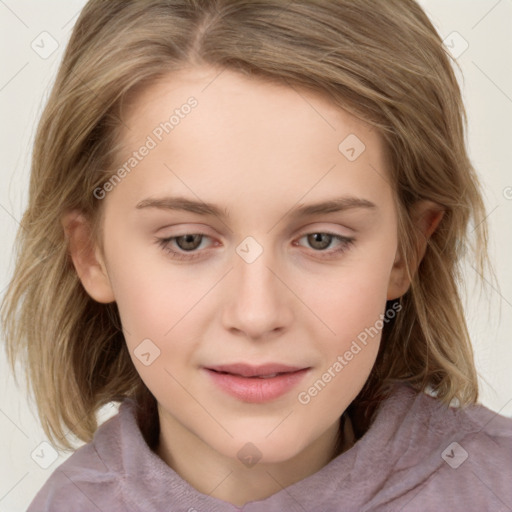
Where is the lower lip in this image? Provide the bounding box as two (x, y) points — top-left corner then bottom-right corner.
(204, 368), (310, 403)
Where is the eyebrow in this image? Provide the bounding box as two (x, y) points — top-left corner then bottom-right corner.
(135, 195), (377, 219)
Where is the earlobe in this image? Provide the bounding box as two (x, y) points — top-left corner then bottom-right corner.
(61, 210), (115, 303)
(386, 250), (410, 301)
(387, 200), (445, 301)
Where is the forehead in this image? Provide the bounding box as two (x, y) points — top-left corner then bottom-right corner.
(119, 65), (383, 151)
(110, 66), (393, 216)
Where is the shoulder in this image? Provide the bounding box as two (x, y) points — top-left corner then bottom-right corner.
(398, 383), (512, 462)
(371, 383), (512, 511)
(26, 401), (137, 512)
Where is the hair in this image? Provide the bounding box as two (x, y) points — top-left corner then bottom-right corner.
(1, 0), (492, 451)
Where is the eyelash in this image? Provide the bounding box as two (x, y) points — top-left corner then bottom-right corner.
(156, 231), (355, 261)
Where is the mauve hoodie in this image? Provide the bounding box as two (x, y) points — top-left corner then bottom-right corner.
(27, 383), (512, 511)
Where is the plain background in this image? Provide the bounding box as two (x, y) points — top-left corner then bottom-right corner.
(0, 1), (511, 510)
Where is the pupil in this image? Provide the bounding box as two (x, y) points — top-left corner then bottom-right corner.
(309, 233), (330, 250)
(178, 234), (201, 251)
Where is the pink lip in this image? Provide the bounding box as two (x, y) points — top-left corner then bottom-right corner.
(204, 363), (310, 403)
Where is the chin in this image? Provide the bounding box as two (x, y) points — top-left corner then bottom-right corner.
(216, 428), (318, 466)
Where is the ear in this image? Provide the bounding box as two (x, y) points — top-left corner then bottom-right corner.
(387, 200), (445, 300)
(61, 210), (115, 303)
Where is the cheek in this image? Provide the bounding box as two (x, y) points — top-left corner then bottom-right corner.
(295, 270), (390, 420)
(103, 226), (206, 340)
(295, 249), (393, 403)
(105, 254), (200, 397)
(301, 259), (392, 343)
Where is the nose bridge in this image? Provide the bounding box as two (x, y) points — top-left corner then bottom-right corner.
(222, 235), (291, 338)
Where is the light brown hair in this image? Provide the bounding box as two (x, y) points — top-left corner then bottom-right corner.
(1, 0), (491, 451)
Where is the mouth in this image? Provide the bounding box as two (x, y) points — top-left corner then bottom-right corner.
(211, 371), (291, 378)
(203, 363), (311, 403)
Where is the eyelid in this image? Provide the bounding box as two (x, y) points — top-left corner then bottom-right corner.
(155, 223), (215, 235)
(295, 223), (354, 237)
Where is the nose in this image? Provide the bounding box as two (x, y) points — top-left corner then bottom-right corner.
(221, 240), (293, 341)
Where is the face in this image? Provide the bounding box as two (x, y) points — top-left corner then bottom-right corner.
(91, 66), (402, 464)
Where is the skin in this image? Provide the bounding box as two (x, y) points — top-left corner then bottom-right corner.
(63, 65), (443, 506)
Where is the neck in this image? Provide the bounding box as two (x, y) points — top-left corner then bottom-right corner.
(155, 410), (353, 507)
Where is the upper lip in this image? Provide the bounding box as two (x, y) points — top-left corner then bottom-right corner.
(205, 363), (308, 377)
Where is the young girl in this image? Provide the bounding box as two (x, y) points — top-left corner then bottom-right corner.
(2, 0), (511, 510)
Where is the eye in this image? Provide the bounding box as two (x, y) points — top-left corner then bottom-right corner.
(294, 232), (355, 259)
(156, 231), (355, 262)
(156, 233), (214, 261)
